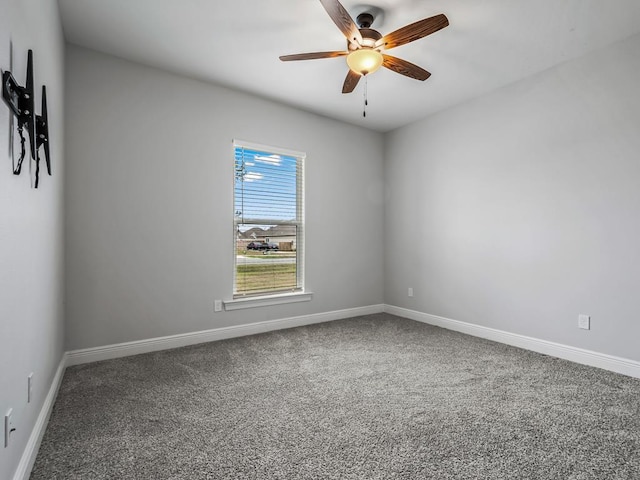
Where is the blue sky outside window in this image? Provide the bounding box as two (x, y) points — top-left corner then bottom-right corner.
(235, 147), (298, 225)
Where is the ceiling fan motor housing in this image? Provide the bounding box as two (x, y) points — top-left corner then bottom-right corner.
(348, 27), (382, 50)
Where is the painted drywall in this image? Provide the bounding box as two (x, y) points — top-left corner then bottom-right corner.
(384, 32), (640, 362)
(64, 45), (384, 350)
(0, 1), (65, 479)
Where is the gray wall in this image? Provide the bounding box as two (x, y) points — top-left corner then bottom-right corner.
(384, 33), (640, 362)
(64, 45), (385, 350)
(0, 1), (65, 479)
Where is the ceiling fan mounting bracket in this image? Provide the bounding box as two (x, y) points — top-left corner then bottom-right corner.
(356, 12), (374, 29)
(350, 5), (385, 29)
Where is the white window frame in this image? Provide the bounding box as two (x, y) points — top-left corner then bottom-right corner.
(225, 139), (310, 310)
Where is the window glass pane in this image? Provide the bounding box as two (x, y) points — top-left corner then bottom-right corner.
(235, 224), (298, 296)
(234, 147), (298, 222)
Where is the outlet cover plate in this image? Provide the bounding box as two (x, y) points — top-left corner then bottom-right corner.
(578, 314), (590, 330)
(28, 373), (34, 403)
(4, 408), (14, 448)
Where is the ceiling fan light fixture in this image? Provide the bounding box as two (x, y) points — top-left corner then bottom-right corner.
(346, 48), (383, 76)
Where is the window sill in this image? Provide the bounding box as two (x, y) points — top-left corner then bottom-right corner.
(223, 291), (313, 311)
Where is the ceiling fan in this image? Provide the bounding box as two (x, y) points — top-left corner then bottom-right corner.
(279, 0), (449, 94)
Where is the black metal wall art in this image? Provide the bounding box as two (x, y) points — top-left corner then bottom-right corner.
(34, 85), (51, 187)
(2, 48), (51, 188)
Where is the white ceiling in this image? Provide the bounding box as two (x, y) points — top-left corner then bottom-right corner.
(57, 0), (640, 132)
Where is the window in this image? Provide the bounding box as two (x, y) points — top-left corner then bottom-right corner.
(233, 140), (305, 298)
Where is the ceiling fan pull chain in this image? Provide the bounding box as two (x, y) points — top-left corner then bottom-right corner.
(363, 75), (368, 117)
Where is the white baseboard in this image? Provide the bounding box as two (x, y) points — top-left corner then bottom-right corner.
(66, 304), (385, 366)
(13, 355), (67, 480)
(385, 305), (640, 379)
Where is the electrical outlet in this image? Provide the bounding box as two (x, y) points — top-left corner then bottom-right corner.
(408, 287), (414, 298)
(578, 314), (590, 330)
(4, 408), (15, 448)
(28, 373), (34, 403)
(214, 300), (222, 312)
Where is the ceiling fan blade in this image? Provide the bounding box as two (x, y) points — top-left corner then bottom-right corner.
(319, 0), (363, 46)
(279, 51), (348, 62)
(376, 14), (449, 50)
(342, 70), (361, 93)
(382, 55), (431, 81)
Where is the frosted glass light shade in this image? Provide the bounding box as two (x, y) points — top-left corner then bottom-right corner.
(346, 49), (383, 75)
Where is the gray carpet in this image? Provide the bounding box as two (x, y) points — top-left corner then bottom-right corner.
(31, 313), (640, 479)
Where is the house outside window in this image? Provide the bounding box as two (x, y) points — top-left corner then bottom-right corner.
(233, 140), (305, 298)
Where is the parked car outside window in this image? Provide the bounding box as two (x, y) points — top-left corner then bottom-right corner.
(247, 242), (279, 251)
